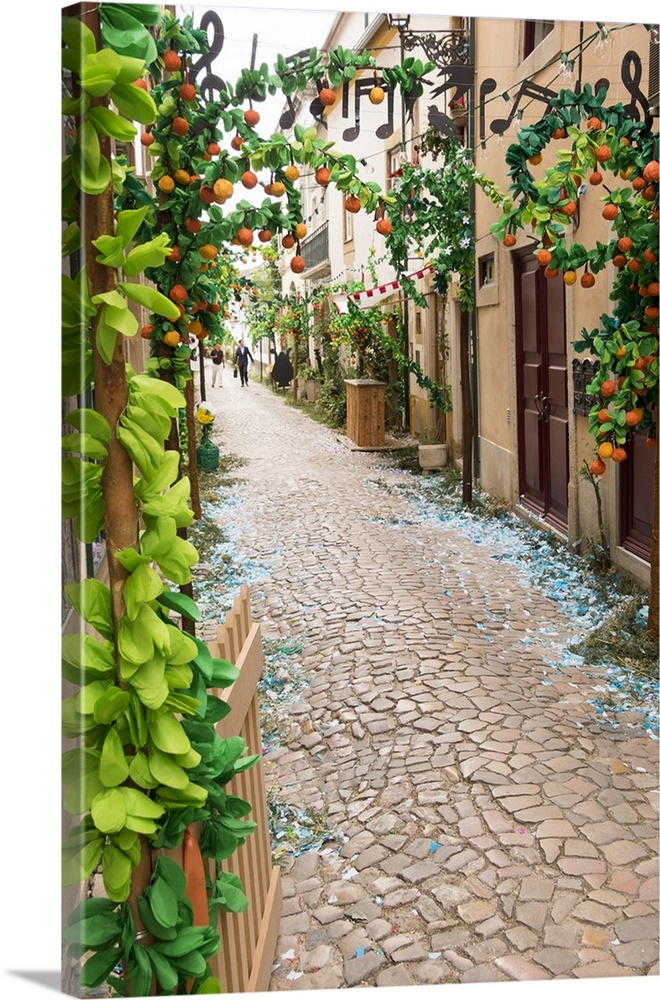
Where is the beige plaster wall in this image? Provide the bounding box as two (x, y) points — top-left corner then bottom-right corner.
(472, 18), (654, 583)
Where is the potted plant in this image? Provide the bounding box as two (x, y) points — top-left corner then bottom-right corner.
(196, 403), (220, 470)
(299, 365), (323, 402)
(418, 424), (447, 470)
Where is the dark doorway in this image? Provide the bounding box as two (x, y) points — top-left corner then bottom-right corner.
(514, 248), (569, 531)
(619, 419), (655, 561)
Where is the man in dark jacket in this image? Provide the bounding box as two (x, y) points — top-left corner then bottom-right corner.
(235, 340), (254, 386)
(210, 344), (224, 387)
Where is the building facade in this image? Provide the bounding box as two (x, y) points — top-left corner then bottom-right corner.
(280, 13), (657, 588)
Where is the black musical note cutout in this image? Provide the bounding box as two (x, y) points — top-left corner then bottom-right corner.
(621, 50), (649, 121)
(490, 79), (556, 135)
(594, 77), (611, 101)
(479, 78), (497, 140)
(279, 50), (315, 129)
(188, 11), (226, 102)
(375, 85), (395, 140)
(342, 78), (375, 141)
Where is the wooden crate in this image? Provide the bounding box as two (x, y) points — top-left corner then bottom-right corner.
(345, 379), (386, 448)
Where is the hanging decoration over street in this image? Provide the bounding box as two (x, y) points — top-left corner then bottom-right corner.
(332, 263), (434, 312)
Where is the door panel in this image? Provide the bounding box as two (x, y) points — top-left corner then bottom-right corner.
(524, 411), (544, 499)
(620, 417), (655, 560)
(515, 250), (568, 530)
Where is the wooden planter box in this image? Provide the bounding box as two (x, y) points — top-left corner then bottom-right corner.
(418, 443), (447, 470)
(345, 379), (385, 448)
(305, 378), (322, 403)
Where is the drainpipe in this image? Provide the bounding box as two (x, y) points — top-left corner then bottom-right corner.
(468, 16), (480, 478)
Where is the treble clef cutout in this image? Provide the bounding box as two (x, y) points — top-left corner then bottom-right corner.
(188, 11), (226, 102)
(621, 50), (649, 121)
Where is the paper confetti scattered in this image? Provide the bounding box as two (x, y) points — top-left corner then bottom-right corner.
(280, 949), (296, 961)
(429, 841), (441, 853)
(342, 866), (358, 880)
(429, 952), (442, 960)
(355, 947), (365, 958)
(286, 971), (304, 981)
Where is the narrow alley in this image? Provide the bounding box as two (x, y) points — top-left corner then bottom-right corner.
(199, 372), (658, 991)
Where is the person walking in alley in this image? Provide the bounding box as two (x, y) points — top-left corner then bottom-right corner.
(210, 343), (225, 387)
(235, 339), (254, 387)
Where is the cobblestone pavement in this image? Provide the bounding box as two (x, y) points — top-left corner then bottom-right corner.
(201, 375), (658, 993)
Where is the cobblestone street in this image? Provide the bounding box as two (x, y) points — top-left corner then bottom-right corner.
(200, 373), (658, 993)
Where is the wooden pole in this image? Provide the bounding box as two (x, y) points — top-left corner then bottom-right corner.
(460, 308), (473, 505)
(648, 441), (659, 639)
(77, 7), (154, 989)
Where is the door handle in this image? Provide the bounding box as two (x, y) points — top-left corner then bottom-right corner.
(534, 393), (550, 422)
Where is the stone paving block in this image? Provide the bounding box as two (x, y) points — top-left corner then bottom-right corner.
(391, 942), (429, 962)
(353, 844), (390, 871)
(414, 893), (444, 923)
(574, 960), (639, 978)
(459, 962), (507, 983)
(580, 820), (634, 845)
(495, 955), (552, 980)
(465, 937), (509, 963)
(299, 944), (332, 971)
(482, 810), (515, 833)
(475, 915), (507, 938)
(325, 882), (366, 905)
(535, 946), (578, 974)
(343, 950), (385, 986)
(457, 899), (497, 924)
(442, 848), (480, 872)
(383, 888), (420, 907)
(611, 940), (658, 968)
(572, 900), (618, 925)
(400, 860), (441, 883)
(371, 875), (404, 895)
(282, 895), (303, 917)
(518, 877), (555, 902)
(506, 926), (539, 951)
(431, 926), (472, 950)
(535, 819), (577, 839)
(375, 965), (416, 987)
(337, 928), (372, 961)
(365, 918), (393, 942)
(614, 915), (660, 942)
(432, 883), (472, 908)
(557, 857), (607, 876)
(515, 901), (549, 931)
(280, 912), (311, 935)
(416, 959), (453, 983)
(600, 839), (649, 864)
(325, 919), (355, 941)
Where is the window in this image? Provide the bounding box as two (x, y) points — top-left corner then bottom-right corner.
(344, 201), (353, 243)
(523, 20), (554, 59)
(387, 147), (402, 193)
(479, 253), (495, 288)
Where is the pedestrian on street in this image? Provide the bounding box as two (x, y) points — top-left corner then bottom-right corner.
(235, 339), (254, 387)
(209, 343), (225, 387)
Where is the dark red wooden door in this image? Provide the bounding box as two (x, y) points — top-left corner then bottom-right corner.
(620, 416), (655, 560)
(514, 249), (569, 531)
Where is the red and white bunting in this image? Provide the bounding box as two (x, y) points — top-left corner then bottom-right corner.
(332, 264), (434, 313)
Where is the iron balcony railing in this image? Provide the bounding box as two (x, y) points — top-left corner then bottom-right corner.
(300, 220), (329, 271)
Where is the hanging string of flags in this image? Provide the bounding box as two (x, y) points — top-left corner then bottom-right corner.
(332, 263), (435, 312)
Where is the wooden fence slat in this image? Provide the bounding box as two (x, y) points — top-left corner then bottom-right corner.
(208, 588), (281, 993)
(247, 867), (282, 993)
